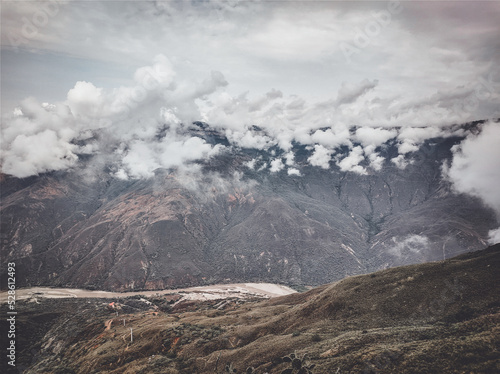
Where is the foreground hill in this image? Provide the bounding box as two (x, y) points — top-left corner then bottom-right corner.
(2, 244), (499, 373)
(0, 121), (497, 291)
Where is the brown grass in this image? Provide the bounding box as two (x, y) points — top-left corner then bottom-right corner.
(3, 245), (499, 374)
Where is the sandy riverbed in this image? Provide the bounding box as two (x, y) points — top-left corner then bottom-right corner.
(0, 283), (296, 303)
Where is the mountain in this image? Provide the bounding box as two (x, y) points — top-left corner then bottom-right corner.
(0, 121), (497, 291)
(2, 244), (499, 374)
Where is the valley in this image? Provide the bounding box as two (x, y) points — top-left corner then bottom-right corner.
(1, 245), (498, 373)
(0, 283), (296, 303)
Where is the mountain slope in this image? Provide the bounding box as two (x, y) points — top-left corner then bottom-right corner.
(0, 123), (497, 290)
(2, 244), (499, 374)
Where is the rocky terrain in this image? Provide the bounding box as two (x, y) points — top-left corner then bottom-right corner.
(0, 121), (498, 291)
(1, 244), (499, 374)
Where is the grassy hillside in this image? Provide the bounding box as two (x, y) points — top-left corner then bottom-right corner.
(2, 244), (499, 373)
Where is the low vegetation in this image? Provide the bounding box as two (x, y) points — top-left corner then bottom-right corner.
(1, 245), (499, 374)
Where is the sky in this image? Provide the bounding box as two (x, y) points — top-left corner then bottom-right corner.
(2, 1), (499, 116)
(1, 1), (500, 238)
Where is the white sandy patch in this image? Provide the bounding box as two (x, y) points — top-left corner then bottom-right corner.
(244, 283), (297, 296)
(0, 283), (296, 303)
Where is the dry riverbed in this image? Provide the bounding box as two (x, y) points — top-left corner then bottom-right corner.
(0, 283), (296, 303)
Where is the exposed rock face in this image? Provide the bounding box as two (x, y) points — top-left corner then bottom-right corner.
(0, 124), (497, 290)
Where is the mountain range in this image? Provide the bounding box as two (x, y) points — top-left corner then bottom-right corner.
(0, 120), (497, 291)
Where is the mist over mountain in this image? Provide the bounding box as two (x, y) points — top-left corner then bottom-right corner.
(3, 3), (500, 374)
(1, 119), (498, 291)
(2, 3), (500, 292)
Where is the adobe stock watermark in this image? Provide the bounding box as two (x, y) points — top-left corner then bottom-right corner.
(451, 72), (497, 121)
(408, 71), (496, 168)
(114, 66), (173, 118)
(7, 0), (62, 50)
(340, 1), (403, 64)
(6, 262), (17, 369)
(419, 72), (498, 127)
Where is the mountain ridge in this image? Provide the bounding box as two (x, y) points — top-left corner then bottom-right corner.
(0, 121), (498, 291)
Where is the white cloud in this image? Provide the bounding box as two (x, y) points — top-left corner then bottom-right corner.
(269, 158), (285, 173)
(2, 0), (500, 183)
(488, 228), (500, 245)
(287, 167), (301, 176)
(396, 127), (443, 155)
(225, 129), (274, 150)
(336, 79), (378, 106)
(258, 162), (268, 171)
(388, 235), (430, 258)
(119, 137), (224, 180)
(398, 127), (442, 143)
(0, 55), (228, 179)
(311, 125), (352, 149)
(120, 141), (160, 179)
(3, 1), (500, 124)
(355, 127), (397, 148)
(2, 129), (78, 178)
(445, 121), (500, 215)
(244, 158), (257, 170)
(284, 151), (295, 166)
(66, 81), (103, 118)
(391, 154), (408, 169)
(337, 146), (367, 175)
(368, 152), (385, 171)
(307, 144), (332, 169)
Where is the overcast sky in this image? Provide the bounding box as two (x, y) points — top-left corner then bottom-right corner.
(2, 0), (499, 116)
(1, 1), (500, 223)
(1, 0), (500, 241)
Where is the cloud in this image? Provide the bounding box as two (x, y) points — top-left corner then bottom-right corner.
(287, 167), (301, 176)
(1, 4), (499, 182)
(388, 235), (430, 258)
(397, 127), (443, 155)
(311, 125), (352, 149)
(269, 158), (285, 173)
(488, 227), (500, 245)
(3, 1), (499, 123)
(0, 96), (81, 177)
(117, 136), (224, 180)
(0, 55), (228, 179)
(391, 154), (408, 170)
(225, 128), (274, 150)
(244, 158), (257, 170)
(444, 121), (500, 215)
(66, 81), (104, 118)
(284, 151), (295, 166)
(307, 145), (332, 169)
(336, 79), (378, 106)
(355, 127), (397, 149)
(368, 153), (385, 171)
(2, 129), (78, 178)
(337, 146), (367, 175)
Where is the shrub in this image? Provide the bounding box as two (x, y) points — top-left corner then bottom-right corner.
(311, 334), (322, 342)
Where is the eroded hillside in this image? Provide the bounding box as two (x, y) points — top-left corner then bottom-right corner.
(2, 245), (498, 374)
(1, 123), (497, 291)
